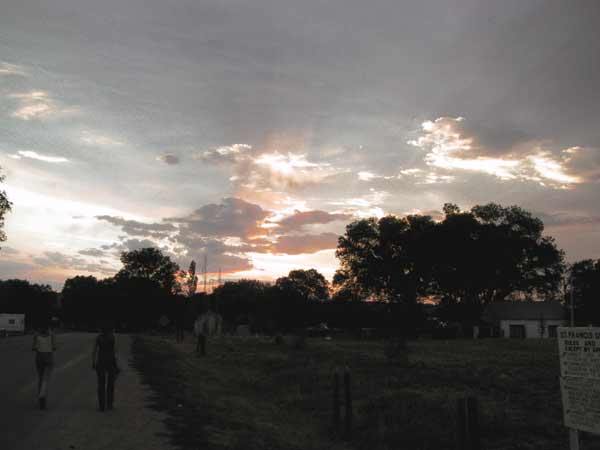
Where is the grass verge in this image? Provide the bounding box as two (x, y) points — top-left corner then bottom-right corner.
(132, 335), (600, 450)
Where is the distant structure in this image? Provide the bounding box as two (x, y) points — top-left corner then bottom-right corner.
(475, 301), (565, 338)
(203, 254), (208, 293)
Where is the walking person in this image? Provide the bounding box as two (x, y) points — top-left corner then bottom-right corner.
(32, 321), (56, 410)
(92, 323), (120, 412)
(193, 305), (222, 356)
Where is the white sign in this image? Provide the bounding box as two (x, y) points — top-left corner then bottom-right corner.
(561, 377), (600, 434)
(559, 327), (600, 434)
(558, 327), (600, 379)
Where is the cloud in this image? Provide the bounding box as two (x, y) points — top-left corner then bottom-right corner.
(156, 154), (180, 165)
(0, 62), (27, 76)
(80, 130), (124, 147)
(197, 144), (253, 164)
(251, 152), (342, 188)
(166, 197), (269, 239)
(9, 91), (75, 121)
(120, 238), (161, 251)
(271, 232), (339, 255)
(96, 215), (177, 238)
(77, 248), (107, 257)
(408, 117), (590, 188)
(329, 189), (389, 218)
(537, 212), (600, 228)
(273, 210), (351, 232)
(8, 150), (69, 163)
(31, 251), (115, 275)
(0, 246), (19, 255)
(196, 142), (344, 191)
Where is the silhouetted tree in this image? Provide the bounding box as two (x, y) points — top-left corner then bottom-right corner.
(61, 275), (101, 328)
(184, 260), (198, 298)
(212, 279), (269, 329)
(117, 247), (180, 293)
(335, 203), (564, 332)
(434, 204), (564, 327)
(0, 279), (56, 328)
(335, 215), (437, 303)
(0, 167), (12, 246)
(273, 269), (330, 332)
(569, 259), (600, 324)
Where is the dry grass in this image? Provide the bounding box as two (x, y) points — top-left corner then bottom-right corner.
(132, 335), (600, 450)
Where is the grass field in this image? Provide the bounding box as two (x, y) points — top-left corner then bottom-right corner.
(132, 335), (600, 450)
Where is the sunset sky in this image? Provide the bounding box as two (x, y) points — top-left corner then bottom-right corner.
(1, 0), (599, 289)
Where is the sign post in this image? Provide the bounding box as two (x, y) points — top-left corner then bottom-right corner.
(558, 327), (600, 449)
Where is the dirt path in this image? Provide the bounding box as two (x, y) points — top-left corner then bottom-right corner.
(0, 333), (171, 450)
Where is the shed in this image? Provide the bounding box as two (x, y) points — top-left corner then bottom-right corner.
(476, 301), (565, 338)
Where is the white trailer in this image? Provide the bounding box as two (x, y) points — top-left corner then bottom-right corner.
(0, 313), (26, 335)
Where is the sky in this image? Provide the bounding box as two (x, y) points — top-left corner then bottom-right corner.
(1, 0), (599, 289)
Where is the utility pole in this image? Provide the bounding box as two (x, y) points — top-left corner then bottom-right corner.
(203, 254), (208, 293)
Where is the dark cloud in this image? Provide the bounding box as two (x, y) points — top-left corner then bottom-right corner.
(120, 238), (161, 251)
(275, 210), (351, 232)
(271, 232), (339, 255)
(96, 215), (176, 238)
(32, 251), (115, 275)
(167, 198), (269, 238)
(156, 154), (180, 165)
(537, 212), (600, 228)
(78, 248), (106, 257)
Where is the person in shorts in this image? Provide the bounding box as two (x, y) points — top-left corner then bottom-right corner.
(32, 321), (56, 410)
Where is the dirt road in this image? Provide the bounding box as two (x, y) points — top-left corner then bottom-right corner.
(0, 332), (170, 450)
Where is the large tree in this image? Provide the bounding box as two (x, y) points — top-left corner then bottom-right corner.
(334, 203), (565, 319)
(0, 167), (12, 246)
(272, 269), (330, 331)
(335, 214), (437, 303)
(435, 203), (565, 308)
(117, 247), (181, 293)
(212, 279), (269, 328)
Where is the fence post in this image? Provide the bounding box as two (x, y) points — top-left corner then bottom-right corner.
(344, 367), (353, 438)
(333, 368), (341, 435)
(456, 398), (467, 450)
(467, 397), (481, 450)
(456, 396), (481, 450)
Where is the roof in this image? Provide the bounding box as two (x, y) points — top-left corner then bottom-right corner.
(482, 301), (565, 322)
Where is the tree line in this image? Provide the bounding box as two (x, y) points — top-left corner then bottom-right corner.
(1, 200), (600, 333)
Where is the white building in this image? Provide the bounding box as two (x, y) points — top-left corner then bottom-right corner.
(0, 313), (26, 335)
(477, 301), (565, 338)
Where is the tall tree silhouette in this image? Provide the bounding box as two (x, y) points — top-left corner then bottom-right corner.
(0, 167), (12, 247)
(184, 260), (198, 298)
(117, 247), (181, 293)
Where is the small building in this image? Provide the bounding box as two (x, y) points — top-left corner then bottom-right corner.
(0, 313), (26, 335)
(476, 301), (565, 339)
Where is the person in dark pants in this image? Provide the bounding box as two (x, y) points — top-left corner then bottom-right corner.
(92, 323), (120, 411)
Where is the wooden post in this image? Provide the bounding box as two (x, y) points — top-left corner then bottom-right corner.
(467, 397), (481, 450)
(456, 398), (467, 450)
(344, 367), (353, 438)
(456, 397), (480, 450)
(333, 369), (341, 434)
(569, 429), (580, 450)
